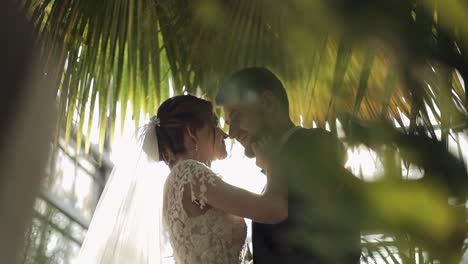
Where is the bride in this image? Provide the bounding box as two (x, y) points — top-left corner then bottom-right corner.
(77, 94), (287, 264)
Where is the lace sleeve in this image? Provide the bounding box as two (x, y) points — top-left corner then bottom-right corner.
(178, 160), (217, 209)
(164, 160), (248, 264)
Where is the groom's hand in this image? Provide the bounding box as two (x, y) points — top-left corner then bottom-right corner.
(251, 136), (276, 171)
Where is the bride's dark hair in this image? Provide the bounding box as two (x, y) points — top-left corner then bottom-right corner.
(143, 95), (215, 165)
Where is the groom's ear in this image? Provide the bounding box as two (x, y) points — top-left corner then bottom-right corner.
(261, 90), (275, 112)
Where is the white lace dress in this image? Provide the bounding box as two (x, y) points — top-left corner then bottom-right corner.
(162, 159), (247, 264)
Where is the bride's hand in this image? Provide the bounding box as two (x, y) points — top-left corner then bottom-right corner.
(251, 136), (276, 171)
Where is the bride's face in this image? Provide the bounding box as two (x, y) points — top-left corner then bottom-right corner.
(194, 116), (228, 161)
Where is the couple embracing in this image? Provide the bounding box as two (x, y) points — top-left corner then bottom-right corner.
(79, 67), (361, 264)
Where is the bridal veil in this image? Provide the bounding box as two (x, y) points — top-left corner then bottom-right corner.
(76, 118), (171, 263)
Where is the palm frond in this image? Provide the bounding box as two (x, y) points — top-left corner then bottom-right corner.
(19, 0), (468, 262)
(22, 0), (168, 153)
(22, 0), (468, 151)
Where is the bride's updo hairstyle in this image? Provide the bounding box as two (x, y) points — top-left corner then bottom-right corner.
(143, 95), (215, 165)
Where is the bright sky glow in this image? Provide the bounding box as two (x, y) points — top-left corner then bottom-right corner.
(345, 145), (381, 180)
(108, 101), (265, 195)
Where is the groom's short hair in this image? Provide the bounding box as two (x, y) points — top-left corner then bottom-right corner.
(216, 67), (289, 113)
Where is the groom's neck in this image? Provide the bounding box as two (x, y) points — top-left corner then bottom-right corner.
(270, 117), (295, 138)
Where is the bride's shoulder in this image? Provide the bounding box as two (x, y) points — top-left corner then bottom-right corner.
(169, 159), (218, 188)
(172, 159), (214, 175)
(174, 159), (207, 169)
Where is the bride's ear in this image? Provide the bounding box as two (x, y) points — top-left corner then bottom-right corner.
(185, 126), (199, 148)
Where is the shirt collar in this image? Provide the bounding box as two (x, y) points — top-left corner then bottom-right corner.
(279, 126), (301, 149)
(259, 126), (301, 175)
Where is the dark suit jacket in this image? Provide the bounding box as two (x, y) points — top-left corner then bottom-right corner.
(252, 128), (361, 264)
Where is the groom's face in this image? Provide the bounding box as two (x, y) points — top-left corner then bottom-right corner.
(223, 103), (268, 158)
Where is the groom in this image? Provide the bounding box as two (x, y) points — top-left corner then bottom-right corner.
(216, 67), (361, 263)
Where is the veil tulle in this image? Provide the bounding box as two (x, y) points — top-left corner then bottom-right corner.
(76, 119), (172, 263)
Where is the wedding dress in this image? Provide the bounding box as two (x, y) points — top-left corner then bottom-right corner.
(163, 159), (247, 264)
(77, 120), (247, 264)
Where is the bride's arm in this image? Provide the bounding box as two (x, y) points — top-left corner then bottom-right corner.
(202, 172), (287, 224)
(186, 136), (288, 224)
(189, 137), (287, 224)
